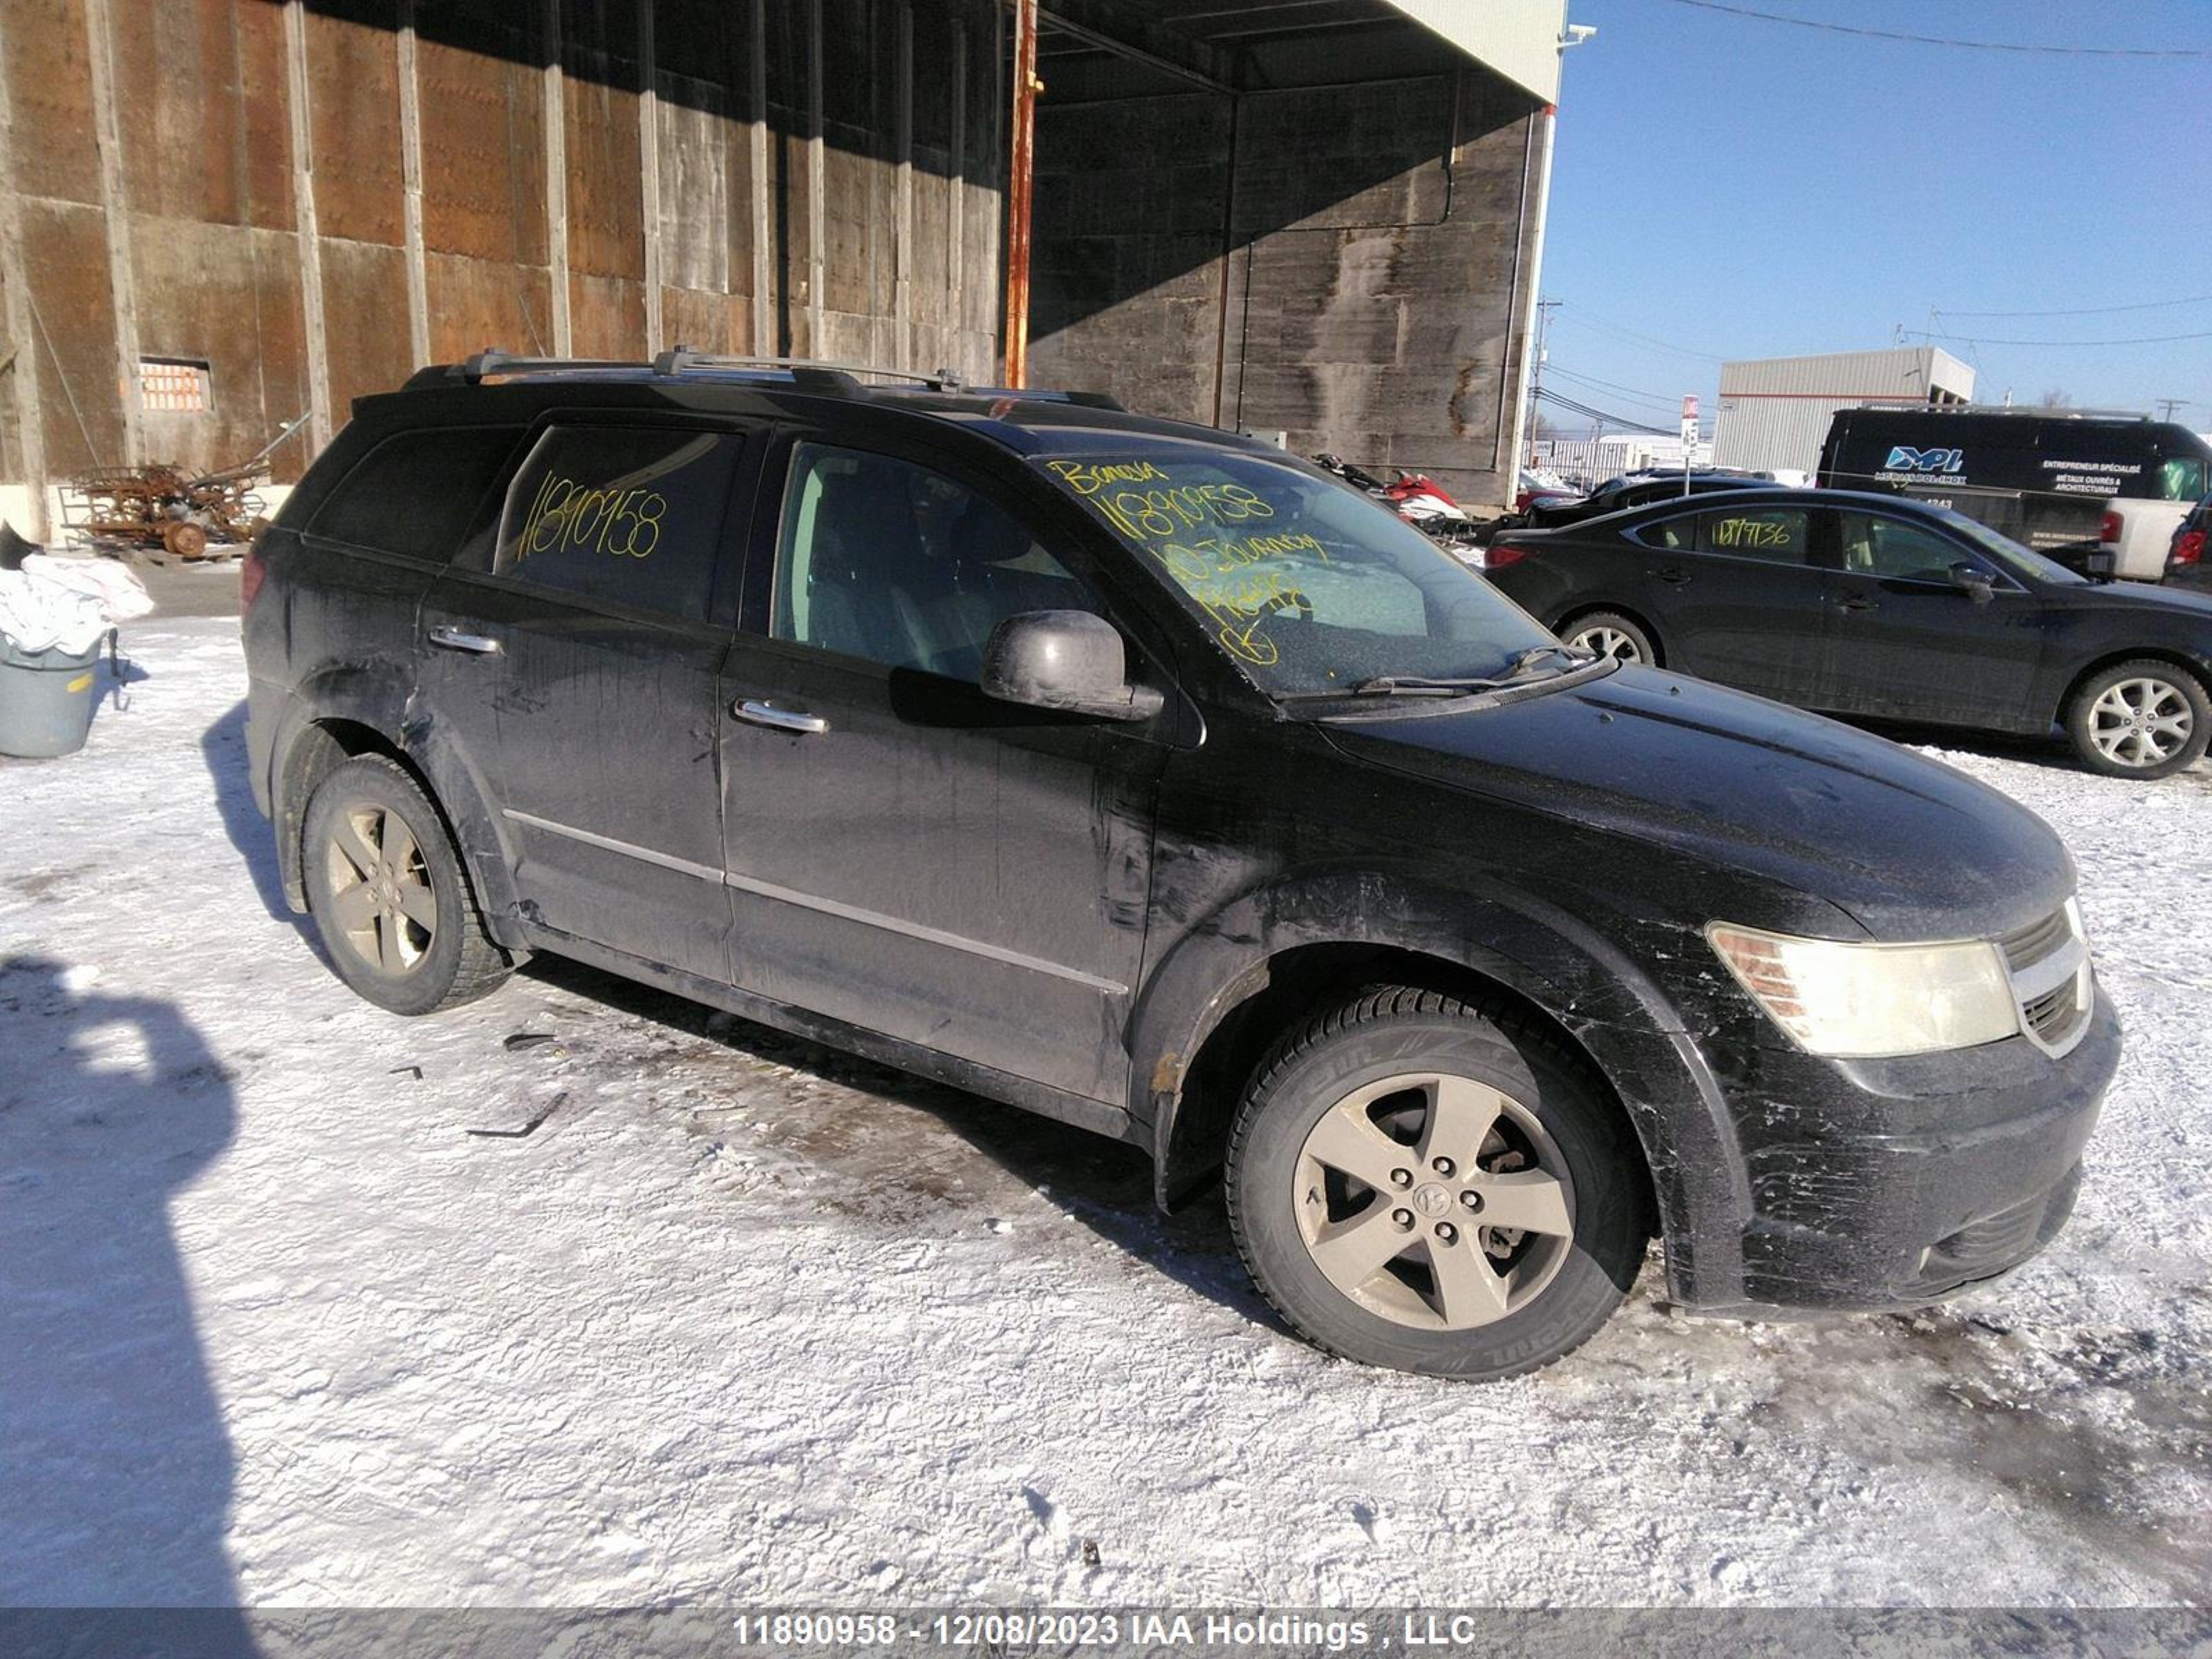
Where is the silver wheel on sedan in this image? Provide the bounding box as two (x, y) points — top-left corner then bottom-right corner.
(2087, 675), (2194, 769)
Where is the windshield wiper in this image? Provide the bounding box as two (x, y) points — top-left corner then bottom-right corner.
(1349, 644), (1599, 697)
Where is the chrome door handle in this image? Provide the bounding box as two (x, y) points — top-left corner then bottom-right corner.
(1835, 595), (1875, 612)
(429, 626), (501, 655)
(732, 699), (829, 735)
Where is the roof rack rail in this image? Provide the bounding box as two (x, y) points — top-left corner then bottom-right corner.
(1926, 403), (2153, 422)
(402, 348), (1129, 412)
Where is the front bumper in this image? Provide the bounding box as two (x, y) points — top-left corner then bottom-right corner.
(1685, 986), (2119, 1314)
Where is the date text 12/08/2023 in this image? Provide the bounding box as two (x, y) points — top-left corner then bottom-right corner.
(1048, 458), (1328, 667)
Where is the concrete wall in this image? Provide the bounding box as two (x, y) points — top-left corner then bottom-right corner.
(0, 0), (1005, 536)
(1027, 63), (1548, 507)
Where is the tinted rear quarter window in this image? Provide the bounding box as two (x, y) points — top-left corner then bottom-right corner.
(493, 424), (744, 621)
(306, 425), (525, 563)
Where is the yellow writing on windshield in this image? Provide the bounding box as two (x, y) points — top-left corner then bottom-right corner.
(1062, 462), (1327, 666)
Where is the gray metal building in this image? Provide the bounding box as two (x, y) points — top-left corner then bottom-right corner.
(1711, 346), (1974, 477)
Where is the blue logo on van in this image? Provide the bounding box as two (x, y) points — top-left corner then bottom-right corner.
(1884, 445), (1964, 474)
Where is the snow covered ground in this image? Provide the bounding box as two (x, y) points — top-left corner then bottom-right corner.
(2, 617), (2206, 1610)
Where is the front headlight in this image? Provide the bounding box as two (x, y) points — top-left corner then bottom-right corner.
(1705, 921), (2018, 1058)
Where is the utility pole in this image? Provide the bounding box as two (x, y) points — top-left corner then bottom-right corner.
(1525, 298), (1559, 465)
(2154, 397), (2186, 421)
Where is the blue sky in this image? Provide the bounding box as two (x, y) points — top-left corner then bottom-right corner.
(1537, 1), (2212, 436)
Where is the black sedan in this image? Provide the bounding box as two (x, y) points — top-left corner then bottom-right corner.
(1480, 487), (2212, 779)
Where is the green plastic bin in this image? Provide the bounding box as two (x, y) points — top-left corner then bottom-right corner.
(0, 632), (108, 759)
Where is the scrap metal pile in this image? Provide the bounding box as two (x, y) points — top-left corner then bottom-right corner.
(62, 415), (305, 561)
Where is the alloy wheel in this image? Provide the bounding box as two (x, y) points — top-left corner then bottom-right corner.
(1570, 625), (1641, 663)
(322, 803), (439, 977)
(1292, 1072), (1576, 1331)
(2088, 676), (2193, 769)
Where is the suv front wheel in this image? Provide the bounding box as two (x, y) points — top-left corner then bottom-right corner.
(1226, 987), (1650, 1380)
(302, 755), (513, 1015)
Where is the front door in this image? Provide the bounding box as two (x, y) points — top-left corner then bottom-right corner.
(1819, 507), (2045, 727)
(718, 438), (1171, 1105)
(1633, 502), (1829, 702)
(415, 418), (756, 982)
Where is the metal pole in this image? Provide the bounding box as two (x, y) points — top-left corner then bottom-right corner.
(1002, 0), (1038, 388)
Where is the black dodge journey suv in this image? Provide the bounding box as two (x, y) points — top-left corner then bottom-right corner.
(243, 352), (2118, 1380)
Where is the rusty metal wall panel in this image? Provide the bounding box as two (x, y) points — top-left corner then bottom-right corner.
(17, 199), (126, 472)
(236, 0), (296, 231)
(427, 251), (554, 362)
(563, 58), (645, 281)
(305, 3), (406, 247)
(657, 75), (733, 296)
(246, 225), (311, 480)
(661, 284), (743, 353)
(568, 270), (645, 358)
(128, 214), (291, 472)
(112, 0), (252, 227)
(1, 0), (1015, 490)
(316, 236), (411, 423)
(3, 0), (101, 206)
(418, 27), (547, 264)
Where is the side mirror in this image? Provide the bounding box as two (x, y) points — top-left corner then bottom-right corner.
(1948, 561), (1996, 603)
(980, 610), (1164, 722)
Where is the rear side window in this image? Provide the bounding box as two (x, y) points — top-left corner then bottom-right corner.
(493, 424), (743, 621)
(307, 426), (524, 562)
(1642, 506), (1808, 563)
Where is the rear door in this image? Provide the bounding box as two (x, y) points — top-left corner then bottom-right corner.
(717, 435), (1173, 1105)
(415, 417), (759, 982)
(1629, 502), (1829, 702)
(1817, 505), (2045, 727)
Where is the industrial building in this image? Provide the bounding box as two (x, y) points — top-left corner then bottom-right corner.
(0, 0), (1570, 539)
(1710, 345), (1974, 478)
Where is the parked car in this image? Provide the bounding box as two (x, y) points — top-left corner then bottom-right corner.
(1819, 407), (2212, 577)
(244, 355), (2115, 1380)
(1481, 487), (2212, 778)
(2164, 491), (2211, 594)
(1485, 471), (1765, 539)
(1515, 468), (1580, 514)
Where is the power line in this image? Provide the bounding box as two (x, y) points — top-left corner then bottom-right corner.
(1547, 364), (1686, 411)
(1906, 327), (2212, 348)
(1538, 388), (1683, 438)
(1653, 0), (2212, 58)
(1554, 310), (1725, 364)
(1938, 292), (2212, 319)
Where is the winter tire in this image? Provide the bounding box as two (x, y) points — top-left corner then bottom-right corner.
(1562, 610), (1656, 666)
(303, 755), (512, 1015)
(2064, 659), (2210, 780)
(1227, 986), (1651, 1380)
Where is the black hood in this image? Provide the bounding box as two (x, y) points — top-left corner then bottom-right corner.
(1320, 666), (2074, 941)
(2058, 577), (2212, 626)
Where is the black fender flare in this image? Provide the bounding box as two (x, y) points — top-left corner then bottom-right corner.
(268, 665), (528, 950)
(1126, 868), (1752, 1306)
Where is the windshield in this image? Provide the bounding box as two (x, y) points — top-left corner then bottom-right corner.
(1038, 449), (1555, 696)
(1927, 505), (2088, 585)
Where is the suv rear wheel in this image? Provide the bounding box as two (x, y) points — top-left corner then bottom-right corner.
(1226, 987), (1650, 1380)
(302, 756), (512, 1015)
(2064, 659), (2210, 779)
